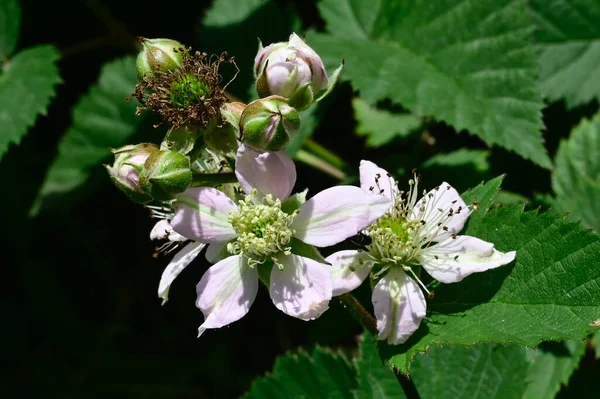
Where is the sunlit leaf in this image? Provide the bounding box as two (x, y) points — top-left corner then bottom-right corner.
(308, 0), (550, 168)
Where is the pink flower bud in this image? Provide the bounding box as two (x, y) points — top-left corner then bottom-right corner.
(254, 33), (328, 110)
(106, 143), (158, 203)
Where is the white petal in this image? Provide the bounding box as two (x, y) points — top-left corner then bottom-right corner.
(372, 268), (427, 345)
(420, 235), (516, 283)
(326, 250), (374, 296)
(269, 254), (332, 320)
(359, 160), (397, 202)
(196, 255), (258, 336)
(235, 143), (296, 200)
(205, 242), (226, 263)
(172, 187), (238, 243)
(291, 186), (391, 247)
(150, 220), (186, 242)
(413, 182), (469, 242)
(158, 242), (205, 305)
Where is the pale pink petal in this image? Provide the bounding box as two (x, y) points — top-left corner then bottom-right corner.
(269, 254), (332, 320)
(413, 182), (469, 242)
(420, 235), (516, 283)
(291, 186), (391, 247)
(372, 268), (427, 345)
(205, 242), (226, 263)
(359, 160), (397, 202)
(235, 143), (296, 200)
(196, 255), (258, 336)
(150, 220), (186, 242)
(158, 242), (205, 305)
(326, 250), (374, 296)
(172, 187), (237, 243)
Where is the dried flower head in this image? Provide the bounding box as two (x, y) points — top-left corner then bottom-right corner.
(133, 50), (237, 129)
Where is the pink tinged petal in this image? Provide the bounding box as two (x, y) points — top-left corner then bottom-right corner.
(158, 242), (205, 305)
(196, 255), (258, 336)
(269, 254), (332, 320)
(372, 268), (427, 345)
(205, 242), (226, 263)
(172, 187), (237, 243)
(326, 250), (374, 296)
(420, 235), (517, 284)
(413, 182), (469, 242)
(291, 186), (391, 247)
(150, 220), (186, 242)
(235, 143), (296, 200)
(359, 160), (397, 202)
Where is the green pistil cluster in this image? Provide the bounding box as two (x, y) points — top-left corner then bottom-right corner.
(227, 193), (297, 263)
(133, 51), (234, 129)
(367, 212), (421, 265)
(169, 74), (211, 109)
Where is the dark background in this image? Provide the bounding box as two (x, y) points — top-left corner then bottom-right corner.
(3, 0), (598, 397)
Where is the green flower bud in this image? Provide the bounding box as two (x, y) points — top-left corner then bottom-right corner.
(105, 143), (158, 203)
(136, 38), (186, 79)
(239, 96), (300, 152)
(139, 150), (192, 201)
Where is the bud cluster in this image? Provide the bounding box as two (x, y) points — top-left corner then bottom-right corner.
(108, 34), (342, 204)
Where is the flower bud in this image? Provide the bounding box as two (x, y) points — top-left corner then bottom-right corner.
(106, 143), (158, 203)
(136, 38), (186, 79)
(202, 102), (245, 156)
(139, 150), (192, 201)
(255, 33), (340, 110)
(239, 96), (300, 152)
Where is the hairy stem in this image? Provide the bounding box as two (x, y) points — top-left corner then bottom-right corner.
(191, 172), (237, 187)
(339, 293), (421, 399)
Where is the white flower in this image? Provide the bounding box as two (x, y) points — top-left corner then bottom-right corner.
(327, 161), (517, 345)
(170, 145), (390, 337)
(150, 219), (206, 305)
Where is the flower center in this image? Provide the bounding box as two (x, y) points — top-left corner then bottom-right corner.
(227, 193), (297, 263)
(169, 74), (211, 109)
(367, 212), (421, 265)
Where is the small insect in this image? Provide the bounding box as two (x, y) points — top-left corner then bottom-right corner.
(349, 232), (372, 250)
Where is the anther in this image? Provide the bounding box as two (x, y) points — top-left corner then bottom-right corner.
(451, 233), (457, 239)
(454, 255), (459, 261)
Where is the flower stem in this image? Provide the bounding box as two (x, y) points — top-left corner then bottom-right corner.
(338, 293), (377, 334)
(339, 293), (421, 399)
(303, 139), (348, 172)
(296, 150), (346, 180)
(191, 172), (237, 187)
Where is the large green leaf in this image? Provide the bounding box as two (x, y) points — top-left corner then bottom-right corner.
(0, 0), (20, 59)
(522, 340), (586, 399)
(30, 57), (141, 215)
(352, 98), (421, 147)
(552, 112), (600, 230)
(531, 0), (600, 108)
(411, 343), (529, 399)
(380, 180), (600, 373)
(354, 335), (406, 399)
(0, 45), (61, 159)
(308, 0), (550, 168)
(241, 347), (356, 399)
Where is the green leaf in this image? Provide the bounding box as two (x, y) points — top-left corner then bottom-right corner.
(411, 343), (529, 399)
(531, 0), (600, 108)
(460, 175), (504, 230)
(594, 332), (600, 359)
(198, 0), (300, 99)
(308, 0), (550, 168)
(381, 204), (600, 374)
(423, 149), (490, 173)
(421, 149), (492, 190)
(0, 0), (20, 60)
(523, 340), (586, 399)
(553, 112), (600, 230)
(0, 45), (61, 160)
(241, 347), (356, 399)
(354, 334), (406, 399)
(30, 57), (141, 215)
(494, 191), (529, 205)
(352, 97), (421, 147)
